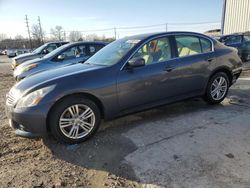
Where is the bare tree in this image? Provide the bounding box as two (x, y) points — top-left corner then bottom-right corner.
(14, 35), (24, 40)
(84, 34), (100, 41)
(31, 24), (45, 41)
(0, 33), (7, 41)
(68, 31), (82, 42)
(50, 26), (64, 41)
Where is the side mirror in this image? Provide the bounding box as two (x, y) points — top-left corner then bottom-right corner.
(57, 54), (65, 60)
(128, 57), (145, 68)
(42, 49), (49, 54)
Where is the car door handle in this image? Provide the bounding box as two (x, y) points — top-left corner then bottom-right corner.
(164, 66), (175, 72)
(205, 57), (214, 62)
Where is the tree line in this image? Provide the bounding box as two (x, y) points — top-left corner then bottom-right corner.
(0, 25), (115, 50)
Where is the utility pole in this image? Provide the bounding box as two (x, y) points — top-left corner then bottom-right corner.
(25, 15), (32, 49)
(64, 31), (66, 41)
(166, 23), (168, 32)
(114, 27), (117, 40)
(38, 16), (44, 43)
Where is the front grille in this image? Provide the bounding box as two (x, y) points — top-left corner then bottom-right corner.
(6, 92), (16, 106)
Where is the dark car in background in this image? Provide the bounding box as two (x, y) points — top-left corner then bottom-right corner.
(12, 41), (68, 69)
(6, 32), (242, 144)
(219, 32), (250, 62)
(13, 41), (107, 81)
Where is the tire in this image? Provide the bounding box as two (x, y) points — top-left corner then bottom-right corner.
(203, 72), (229, 104)
(49, 96), (101, 144)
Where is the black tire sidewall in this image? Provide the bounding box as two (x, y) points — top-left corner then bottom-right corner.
(49, 96), (101, 144)
(204, 72), (229, 104)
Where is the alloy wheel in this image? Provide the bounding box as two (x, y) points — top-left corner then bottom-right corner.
(59, 104), (95, 139)
(210, 76), (228, 101)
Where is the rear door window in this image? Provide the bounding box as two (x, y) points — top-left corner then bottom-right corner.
(200, 38), (212, 53)
(76, 45), (87, 57)
(175, 36), (202, 57)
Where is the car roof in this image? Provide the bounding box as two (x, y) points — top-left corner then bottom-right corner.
(70, 41), (108, 45)
(63, 41), (108, 48)
(124, 31), (214, 41)
(45, 41), (69, 45)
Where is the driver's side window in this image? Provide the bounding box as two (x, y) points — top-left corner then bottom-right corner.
(59, 46), (77, 60)
(132, 37), (171, 65)
(45, 44), (57, 54)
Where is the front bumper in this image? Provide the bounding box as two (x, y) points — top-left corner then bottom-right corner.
(5, 103), (49, 137)
(13, 68), (27, 81)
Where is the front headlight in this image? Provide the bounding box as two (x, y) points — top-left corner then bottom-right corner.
(12, 59), (19, 68)
(16, 85), (55, 108)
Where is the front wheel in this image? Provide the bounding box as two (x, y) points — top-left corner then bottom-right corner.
(203, 72), (229, 104)
(49, 96), (101, 144)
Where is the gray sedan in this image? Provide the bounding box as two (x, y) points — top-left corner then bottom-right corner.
(13, 41), (107, 81)
(6, 31), (242, 144)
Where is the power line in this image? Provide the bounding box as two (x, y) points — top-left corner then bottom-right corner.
(61, 21), (220, 33)
(20, 20), (221, 40)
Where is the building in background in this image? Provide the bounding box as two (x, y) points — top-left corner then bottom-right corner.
(204, 29), (221, 37)
(222, 0), (250, 35)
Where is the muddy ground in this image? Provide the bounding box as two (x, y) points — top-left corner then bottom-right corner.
(0, 55), (250, 188)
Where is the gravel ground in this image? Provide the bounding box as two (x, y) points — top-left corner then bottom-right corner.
(0, 56), (141, 188)
(0, 55), (250, 188)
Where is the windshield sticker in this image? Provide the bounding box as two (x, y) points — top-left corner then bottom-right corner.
(126, 39), (141, 44)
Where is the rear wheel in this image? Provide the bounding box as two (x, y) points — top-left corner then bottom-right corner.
(49, 96), (101, 144)
(204, 72), (229, 104)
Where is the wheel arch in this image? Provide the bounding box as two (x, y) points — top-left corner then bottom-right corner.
(208, 66), (233, 86)
(46, 92), (105, 132)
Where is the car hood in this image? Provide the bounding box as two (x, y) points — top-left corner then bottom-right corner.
(14, 52), (34, 60)
(17, 58), (47, 69)
(15, 63), (105, 94)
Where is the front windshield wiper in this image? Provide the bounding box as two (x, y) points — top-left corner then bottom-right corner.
(84, 62), (91, 64)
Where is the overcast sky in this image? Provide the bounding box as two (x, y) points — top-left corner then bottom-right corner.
(0, 0), (223, 38)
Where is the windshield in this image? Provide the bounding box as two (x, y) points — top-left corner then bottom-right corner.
(86, 38), (140, 66)
(43, 43), (71, 59)
(32, 43), (48, 54)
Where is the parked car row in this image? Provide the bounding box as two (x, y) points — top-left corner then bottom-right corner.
(13, 41), (107, 81)
(6, 31), (242, 144)
(12, 41), (69, 69)
(0, 49), (31, 57)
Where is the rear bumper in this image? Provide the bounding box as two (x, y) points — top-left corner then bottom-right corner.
(232, 67), (242, 84)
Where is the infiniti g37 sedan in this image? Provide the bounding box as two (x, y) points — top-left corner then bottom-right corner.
(13, 41), (107, 81)
(6, 32), (242, 144)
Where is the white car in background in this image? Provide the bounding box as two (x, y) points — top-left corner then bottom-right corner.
(7, 49), (31, 58)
